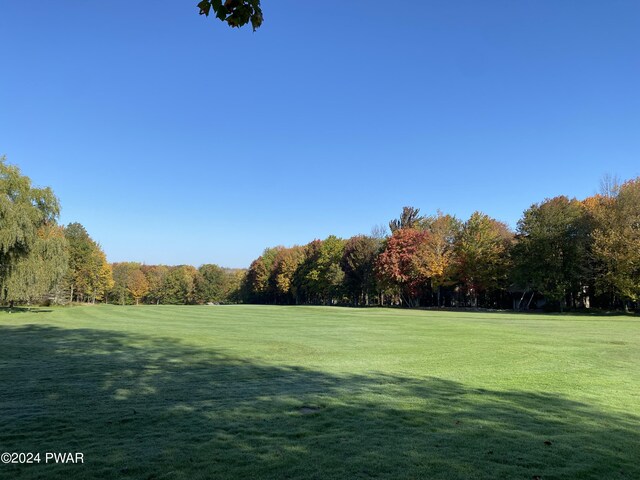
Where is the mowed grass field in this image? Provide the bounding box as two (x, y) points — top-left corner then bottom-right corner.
(1, 306), (639, 480)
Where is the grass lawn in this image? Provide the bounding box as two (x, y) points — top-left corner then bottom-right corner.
(1, 305), (639, 479)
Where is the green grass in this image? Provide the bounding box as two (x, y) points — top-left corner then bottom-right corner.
(1, 305), (639, 479)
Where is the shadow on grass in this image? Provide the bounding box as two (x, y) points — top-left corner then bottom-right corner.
(0, 325), (637, 480)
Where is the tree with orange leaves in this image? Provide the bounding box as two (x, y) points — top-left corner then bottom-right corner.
(588, 179), (640, 308)
(413, 213), (462, 307)
(127, 269), (149, 305)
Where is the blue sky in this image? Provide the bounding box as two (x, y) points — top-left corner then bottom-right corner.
(1, 1), (639, 268)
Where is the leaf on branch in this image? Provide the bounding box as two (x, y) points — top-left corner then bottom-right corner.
(198, 0), (263, 31)
(197, 0), (211, 16)
(216, 6), (229, 21)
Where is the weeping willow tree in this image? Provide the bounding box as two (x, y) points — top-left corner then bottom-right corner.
(0, 156), (64, 305)
(2, 225), (68, 305)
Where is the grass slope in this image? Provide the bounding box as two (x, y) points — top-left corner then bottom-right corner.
(1, 305), (639, 479)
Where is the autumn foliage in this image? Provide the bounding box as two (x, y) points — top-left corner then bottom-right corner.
(375, 229), (429, 306)
(3, 153), (640, 311)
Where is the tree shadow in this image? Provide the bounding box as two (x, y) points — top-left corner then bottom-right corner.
(0, 325), (637, 479)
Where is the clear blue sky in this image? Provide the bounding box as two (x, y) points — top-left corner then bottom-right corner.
(1, 1), (639, 268)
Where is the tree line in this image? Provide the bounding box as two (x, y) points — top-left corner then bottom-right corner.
(1, 156), (639, 311)
(62, 223), (245, 306)
(0, 157), (243, 307)
(40, 221), (245, 306)
(243, 179), (640, 312)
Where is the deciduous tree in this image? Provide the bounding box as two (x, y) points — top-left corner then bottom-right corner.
(389, 206), (425, 232)
(376, 228), (430, 307)
(127, 268), (149, 305)
(456, 212), (513, 307)
(222, 268), (246, 303)
(244, 246), (282, 302)
(512, 196), (591, 310)
(295, 237), (346, 305)
(64, 223), (113, 303)
(271, 246), (305, 304)
(112, 262), (136, 305)
(341, 235), (381, 305)
(196, 264), (224, 303)
(142, 265), (169, 305)
(590, 179), (640, 308)
(414, 213), (461, 306)
(160, 266), (198, 305)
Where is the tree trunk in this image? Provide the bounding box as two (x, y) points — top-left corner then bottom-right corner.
(526, 291), (535, 310)
(516, 290), (526, 310)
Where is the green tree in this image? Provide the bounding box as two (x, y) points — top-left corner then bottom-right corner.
(111, 262), (137, 305)
(64, 223), (113, 303)
(2, 225), (69, 305)
(512, 196), (591, 311)
(0, 157), (61, 304)
(292, 240), (321, 304)
(160, 266), (198, 304)
(295, 236), (346, 305)
(456, 212), (513, 307)
(389, 206), (426, 232)
(196, 264), (227, 303)
(341, 235), (381, 305)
